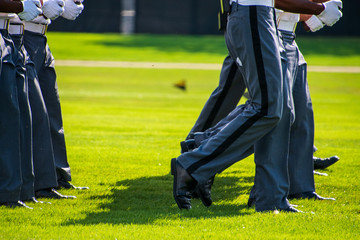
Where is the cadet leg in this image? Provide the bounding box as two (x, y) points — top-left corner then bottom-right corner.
(187, 55), (246, 138)
(0, 31), (22, 205)
(176, 6), (287, 211)
(288, 61), (315, 195)
(37, 43), (71, 182)
(12, 34), (35, 201)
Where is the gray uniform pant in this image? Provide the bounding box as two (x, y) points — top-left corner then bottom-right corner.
(0, 30), (33, 202)
(186, 55), (246, 138)
(12, 32), (58, 191)
(253, 31), (314, 199)
(177, 5), (290, 211)
(287, 31), (315, 194)
(23, 30), (71, 182)
(194, 31), (315, 198)
(11, 34), (34, 200)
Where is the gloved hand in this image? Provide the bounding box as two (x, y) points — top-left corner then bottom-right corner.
(42, 0), (65, 20)
(304, 15), (324, 32)
(317, 0), (343, 26)
(18, 0), (43, 21)
(62, 0), (84, 20)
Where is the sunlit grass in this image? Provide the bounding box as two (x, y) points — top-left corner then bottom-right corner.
(47, 32), (360, 66)
(0, 33), (359, 239)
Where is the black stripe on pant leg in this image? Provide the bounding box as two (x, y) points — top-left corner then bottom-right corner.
(185, 6), (271, 175)
(187, 112), (263, 175)
(201, 62), (239, 131)
(249, 6), (268, 115)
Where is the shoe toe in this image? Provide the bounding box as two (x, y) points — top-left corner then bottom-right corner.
(196, 184), (212, 207)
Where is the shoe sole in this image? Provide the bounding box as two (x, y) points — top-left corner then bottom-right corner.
(314, 156), (339, 170)
(171, 158), (191, 210)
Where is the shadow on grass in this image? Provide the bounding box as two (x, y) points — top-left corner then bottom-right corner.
(65, 171), (254, 226)
(89, 35), (360, 57)
(90, 35), (227, 56)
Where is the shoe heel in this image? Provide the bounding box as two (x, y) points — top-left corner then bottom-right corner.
(180, 141), (188, 153)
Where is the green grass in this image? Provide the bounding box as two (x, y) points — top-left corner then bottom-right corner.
(1, 33), (360, 239)
(47, 32), (360, 66)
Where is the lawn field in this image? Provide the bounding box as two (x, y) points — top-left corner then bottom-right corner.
(0, 33), (359, 239)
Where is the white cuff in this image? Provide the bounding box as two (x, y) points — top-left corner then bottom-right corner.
(305, 15), (324, 32)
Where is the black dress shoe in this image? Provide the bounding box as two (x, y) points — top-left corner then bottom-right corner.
(195, 177), (214, 207)
(0, 201), (33, 209)
(313, 155), (339, 170)
(35, 188), (77, 199)
(247, 196), (256, 208)
(180, 139), (197, 153)
(180, 141), (190, 153)
(171, 158), (197, 210)
(56, 179), (89, 190)
(192, 176), (214, 197)
(288, 191), (335, 200)
(277, 206), (303, 213)
(247, 185), (256, 208)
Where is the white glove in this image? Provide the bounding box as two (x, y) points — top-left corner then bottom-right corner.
(305, 15), (324, 32)
(62, 0), (84, 20)
(317, 0), (343, 26)
(18, 0), (43, 21)
(42, 0), (65, 20)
